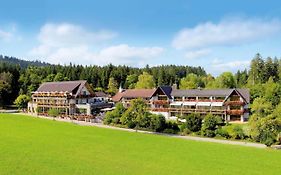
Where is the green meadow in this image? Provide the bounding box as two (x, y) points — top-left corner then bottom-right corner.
(0, 113), (280, 175)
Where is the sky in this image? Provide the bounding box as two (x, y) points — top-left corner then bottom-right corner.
(1, 0), (281, 75)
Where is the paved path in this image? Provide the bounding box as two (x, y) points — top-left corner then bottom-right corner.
(16, 113), (267, 149)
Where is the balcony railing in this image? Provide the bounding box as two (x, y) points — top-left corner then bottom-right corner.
(182, 99), (224, 102)
(37, 102), (69, 107)
(224, 101), (244, 106)
(151, 108), (169, 112)
(227, 110), (244, 115)
(152, 100), (170, 105)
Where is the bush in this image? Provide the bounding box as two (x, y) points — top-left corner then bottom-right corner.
(180, 123), (187, 132)
(203, 130), (216, 137)
(201, 114), (223, 137)
(14, 95), (30, 109)
(185, 114), (202, 132)
(216, 124), (246, 140)
(182, 128), (192, 135)
(48, 108), (59, 117)
(138, 113), (152, 128)
(104, 103), (126, 125)
(230, 125), (245, 139)
(249, 115), (281, 146)
(103, 111), (114, 124)
(164, 121), (180, 134)
(149, 114), (166, 132)
(127, 121), (136, 129)
(216, 127), (230, 139)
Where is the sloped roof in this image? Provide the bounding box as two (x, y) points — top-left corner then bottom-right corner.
(112, 92), (124, 102)
(112, 89), (156, 102)
(171, 88), (250, 103)
(36, 80), (89, 97)
(235, 88), (250, 104)
(152, 86), (173, 99)
(94, 91), (109, 97)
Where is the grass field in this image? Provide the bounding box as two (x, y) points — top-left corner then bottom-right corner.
(0, 114), (281, 175)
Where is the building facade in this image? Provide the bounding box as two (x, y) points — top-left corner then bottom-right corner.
(28, 80), (108, 116)
(112, 86), (250, 122)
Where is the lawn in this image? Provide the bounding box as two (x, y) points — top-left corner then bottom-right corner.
(0, 114), (281, 175)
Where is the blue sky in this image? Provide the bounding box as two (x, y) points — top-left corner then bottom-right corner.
(1, 0), (281, 75)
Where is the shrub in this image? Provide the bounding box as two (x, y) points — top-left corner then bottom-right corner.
(220, 125), (245, 140)
(180, 123), (187, 132)
(47, 108), (59, 118)
(164, 121), (180, 134)
(185, 114), (202, 132)
(216, 127), (230, 139)
(203, 130), (216, 137)
(127, 121), (136, 129)
(149, 114), (166, 132)
(182, 128), (192, 135)
(138, 113), (152, 128)
(104, 103), (126, 125)
(231, 125), (245, 139)
(249, 115), (281, 146)
(201, 114), (223, 137)
(14, 95), (30, 110)
(103, 111), (114, 124)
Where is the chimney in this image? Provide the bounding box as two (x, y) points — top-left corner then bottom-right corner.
(119, 85), (124, 93)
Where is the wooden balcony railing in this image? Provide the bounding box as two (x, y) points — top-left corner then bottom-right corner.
(169, 108), (182, 112)
(33, 92), (70, 97)
(37, 102), (69, 107)
(224, 101), (244, 106)
(151, 108), (169, 112)
(227, 110), (244, 115)
(152, 100), (169, 105)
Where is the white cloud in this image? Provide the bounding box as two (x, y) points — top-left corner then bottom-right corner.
(41, 44), (164, 66)
(172, 18), (281, 49)
(184, 49), (211, 59)
(97, 44), (163, 65)
(29, 23), (164, 66)
(37, 23), (117, 47)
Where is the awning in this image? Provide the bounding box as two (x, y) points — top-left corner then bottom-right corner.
(197, 102), (211, 106)
(183, 101), (197, 106)
(211, 102), (224, 107)
(170, 102), (183, 106)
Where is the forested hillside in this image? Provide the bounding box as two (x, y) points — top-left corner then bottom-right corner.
(0, 55), (50, 68)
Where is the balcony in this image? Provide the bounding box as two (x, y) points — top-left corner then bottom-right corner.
(152, 100), (169, 105)
(227, 110), (244, 115)
(183, 99), (224, 102)
(33, 92), (70, 97)
(169, 108), (182, 112)
(76, 94), (95, 98)
(224, 101), (244, 106)
(151, 108), (169, 112)
(37, 102), (69, 107)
